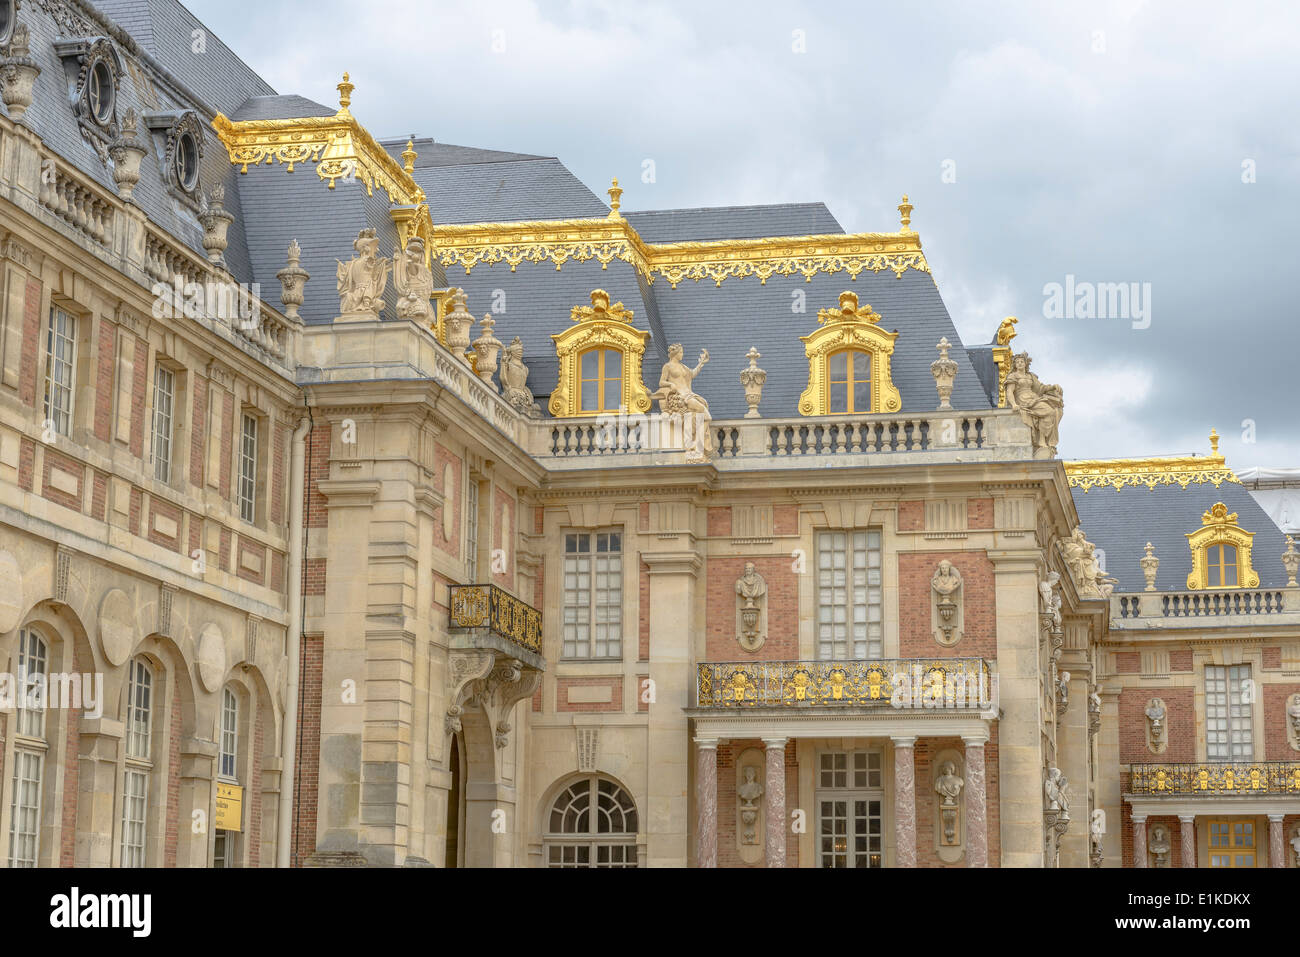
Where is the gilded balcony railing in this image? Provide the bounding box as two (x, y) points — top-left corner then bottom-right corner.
(695, 658), (993, 709)
(448, 583), (543, 656)
(1129, 762), (1300, 795)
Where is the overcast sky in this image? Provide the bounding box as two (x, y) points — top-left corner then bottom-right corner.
(187, 0), (1299, 466)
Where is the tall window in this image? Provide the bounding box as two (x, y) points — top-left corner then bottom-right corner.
(238, 413), (258, 523)
(817, 751), (883, 868)
(151, 366), (174, 483)
(578, 348), (622, 414)
(1206, 665), (1253, 761)
(1208, 820), (1255, 868)
(562, 531), (622, 659)
(816, 530), (883, 659)
(544, 776), (638, 867)
(121, 658), (152, 868)
(1206, 543), (1238, 588)
(43, 308), (76, 437)
(8, 628), (48, 867)
(828, 349), (871, 414)
(219, 688), (238, 780)
(465, 478), (480, 581)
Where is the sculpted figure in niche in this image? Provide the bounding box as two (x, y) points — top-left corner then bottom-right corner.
(737, 765), (764, 845)
(1145, 698), (1167, 752)
(1090, 808), (1106, 858)
(393, 237), (433, 320)
(932, 560), (963, 645)
(934, 760), (964, 847)
(1039, 570), (1062, 629)
(1149, 824), (1171, 867)
(735, 562), (768, 652)
(1005, 352), (1064, 458)
(1044, 768), (1069, 815)
(336, 228), (390, 316)
(653, 343), (714, 459)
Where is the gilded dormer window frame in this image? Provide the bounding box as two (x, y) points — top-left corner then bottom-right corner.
(549, 290), (652, 417)
(798, 291), (901, 416)
(1186, 502), (1259, 590)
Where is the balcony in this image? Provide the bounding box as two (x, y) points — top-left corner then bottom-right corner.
(1129, 762), (1300, 796)
(448, 583), (544, 670)
(695, 658), (993, 710)
(1112, 589), (1300, 630)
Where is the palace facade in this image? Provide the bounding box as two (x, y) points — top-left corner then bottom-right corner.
(0, 0), (1296, 869)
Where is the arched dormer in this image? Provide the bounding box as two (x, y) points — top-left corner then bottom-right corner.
(798, 291), (901, 416)
(1186, 502), (1259, 589)
(549, 290), (652, 417)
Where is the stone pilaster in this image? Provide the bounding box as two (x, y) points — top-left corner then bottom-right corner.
(763, 737), (787, 868)
(1269, 815), (1285, 868)
(1133, 814), (1148, 868)
(695, 738), (718, 868)
(893, 736), (917, 868)
(963, 734), (988, 867)
(1179, 815), (1196, 868)
(74, 717), (124, 867)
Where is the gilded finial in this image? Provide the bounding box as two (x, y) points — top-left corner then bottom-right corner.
(1209, 428), (1220, 456)
(995, 316), (1018, 346)
(402, 138), (417, 175)
(898, 193), (914, 233)
(607, 177), (623, 220)
(337, 72), (354, 111)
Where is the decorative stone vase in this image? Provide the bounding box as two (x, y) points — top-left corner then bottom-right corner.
(443, 288), (474, 361)
(199, 186), (235, 267)
(937, 596), (957, 640)
(1140, 541), (1159, 591)
(739, 347), (766, 418)
(109, 109), (149, 201)
(277, 239), (309, 320)
(931, 336), (958, 411)
(472, 314), (503, 383)
(1283, 536), (1298, 587)
(0, 24), (40, 122)
(740, 603), (759, 641)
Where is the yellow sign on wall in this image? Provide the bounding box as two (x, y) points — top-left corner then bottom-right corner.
(215, 783), (243, 832)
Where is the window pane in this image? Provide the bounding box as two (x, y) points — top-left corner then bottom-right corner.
(581, 379), (598, 412)
(581, 350), (599, 379)
(852, 351), (870, 379)
(829, 352), (847, 381)
(604, 378), (621, 412)
(853, 379), (872, 414)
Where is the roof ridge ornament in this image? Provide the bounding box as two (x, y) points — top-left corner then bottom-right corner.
(607, 177), (623, 220)
(898, 194), (914, 233)
(816, 290), (882, 326)
(337, 71), (353, 112)
(571, 289), (634, 324)
(402, 138), (417, 174)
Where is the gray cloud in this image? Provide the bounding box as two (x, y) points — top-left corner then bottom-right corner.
(187, 0), (1300, 466)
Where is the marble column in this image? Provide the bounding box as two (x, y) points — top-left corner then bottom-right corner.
(893, 736), (917, 868)
(1133, 815), (1148, 868)
(1179, 815), (1196, 868)
(763, 738), (787, 868)
(695, 738), (718, 868)
(1269, 815), (1285, 868)
(963, 734), (988, 867)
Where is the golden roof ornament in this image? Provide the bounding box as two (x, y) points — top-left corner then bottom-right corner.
(1209, 428), (1220, 457)
(402, 138), (417, 174)
(898, 194), (914, 233)
(607, 177), (623, 220)
(337, 72), (354, 112)
(995, 316), (1018, 346)
(571, 288), (634, 324)
(817, 290), (882, 326)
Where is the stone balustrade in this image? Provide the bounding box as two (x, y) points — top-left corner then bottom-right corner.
(37, 164), (114, 246)
(1114, 588), (1300, 625)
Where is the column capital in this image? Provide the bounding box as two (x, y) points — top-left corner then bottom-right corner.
(762, 737), (788, 750)
(1267, 813), (1285, 823)
(694, 737), (719, 750)
(961, 732), (988, 746)
(891, 735), (917, 748)
(1131, 813), (1147, 824)
(1178, 814), (1196, 824)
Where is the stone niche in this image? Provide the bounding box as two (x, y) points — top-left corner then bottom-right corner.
(1144, 697), (1168, 754)
(930, 560), (964, 647)
(931, 748), (965, 863)
(735, 747), (766, 865)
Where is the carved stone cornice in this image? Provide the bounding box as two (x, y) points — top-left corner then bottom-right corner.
(640, 550), (703, 576)
(315, 478), (381, 508)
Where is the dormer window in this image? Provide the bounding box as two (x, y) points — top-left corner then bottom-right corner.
(798, 292), (901, 416)
(549, 290), (652, 417)
(828, 348), (872, 414)
(87, 59), (116, 125)
(579, 347), (623, 414)
(146, 110), (205, 204)
(1186, 502), (1259, 590)
(54, 37), (123, 159)
(175, 130), (200, 192)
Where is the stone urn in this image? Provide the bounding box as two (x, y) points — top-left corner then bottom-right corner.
(0, 24), (40, 122)
(199, 186), (235, 267)
(740, 601), (759, 642)
(109, 109), (149, 201)
(931, 337), (958, 411)
(739, 347), (766, 418)
(277, 239), (310, 320)
(443, 288), (474, 362)
(472, 314), (503, 384)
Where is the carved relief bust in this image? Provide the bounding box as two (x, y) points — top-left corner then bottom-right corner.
(931, 559), (964, 646)
(1144, 697), (1168, 754)
(735, 562), (767, 652)
(1286, 693), (1300, 751)
(1149, 824), (1171, 867)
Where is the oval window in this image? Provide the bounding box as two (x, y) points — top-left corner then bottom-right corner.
(87, 60), (116, 126)
(175, 131), (199, 192)
(0, 1), (14, 48)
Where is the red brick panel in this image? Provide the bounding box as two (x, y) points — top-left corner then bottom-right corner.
(304, 558), (326, 596)
(638, 560), (650, 661)
(897, 550), (996, 658)
(897, 500), (923, 531)
(1264, 683), (1300, 759)
(219, 526), (232, 573)
(534, 505), (544, 534)
(1114, 652), (1141, 674)
(292, 635), (323, 867)
(1263, 647), (1282, 670)
(269, 550), (285, 594)
(555, 676), (623, 713)
(164, 687), (181, 867)
(705, 556), (797, 660)
(773, 504), (798, 536)
(1119, 686), (1193, 763)
(128, 486), (143, 537)
(93, 318), (115, 441)
(218, 391), (234, 499)
(17, 436), (34, 490)
(638, 501), (649, 532)
(707, 507), (732, 537)
(305, 423), (329, 528)
(967, 497), (993, 529)
(40, 447), (83, 512)
(1168, 649), (1192, 672)
(637, 674), (649, 712)
(270, 421), (286, 527)
(433, 443), (462, 556)
(188, 375), (207, 488)
(147, 497), (182, 552)
(236, 536), (266, 586)
(128, 337), (148, 458)
(17, 278), (41, 407)
(90, 470), (107, 522)
(188, 514), (202, 563)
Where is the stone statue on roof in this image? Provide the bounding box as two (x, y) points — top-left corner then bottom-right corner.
(336, 228), (390, 318)
(393, 237), (433, 321)
(500, 337), (540, 417)
(652, 343), (714, 462)
(1005, 352), (1063, 459)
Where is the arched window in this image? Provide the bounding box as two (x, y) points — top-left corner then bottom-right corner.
(1206, 543), (1238, 588)
(121, 657), (153, 867)
(827, 349), (872, 414)
(1186, 503), (1258, 590)
(544, 776), (638, 867)
(219, 688), (238, 780)
(578, 348), (623, 414)
(8, 628), (48, 867)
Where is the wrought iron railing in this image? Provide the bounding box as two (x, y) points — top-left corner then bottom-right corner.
(695, 658), (993, 709)
(448, 583), (543, 656)
(1129, 762), (1300, 795)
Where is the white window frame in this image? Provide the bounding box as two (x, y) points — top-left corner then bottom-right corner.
(151, 365), (174, 483)
(815, 749), (884, 868)
(1205, 664), (1253, 762)
(238, 413), (258, 524)
(219, 687), (238, 781)
(43, 307), (76, 437)
(815, 530), (883, 659)
(562, 530), (623, 660)
(544, 776), (639, 868)
(120, 657), (153, 868)
(119, 767), (148, 868)
(465, 477), (480, 581)
(8, 628), (49, 868)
